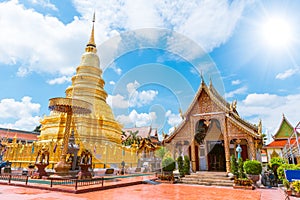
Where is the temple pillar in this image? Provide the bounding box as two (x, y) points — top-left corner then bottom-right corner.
(191, 139), (196, 172)
(248, 137), (256, 160)
(224, 116), (230, 173)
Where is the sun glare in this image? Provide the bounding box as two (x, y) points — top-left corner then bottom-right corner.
(261, 17), (293, 48)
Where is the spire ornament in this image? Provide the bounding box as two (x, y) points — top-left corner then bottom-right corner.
(85, 12), (97, 53)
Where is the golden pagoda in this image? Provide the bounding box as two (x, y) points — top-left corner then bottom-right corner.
(4, 14), (138, 169)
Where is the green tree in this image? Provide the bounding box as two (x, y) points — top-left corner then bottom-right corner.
(230, 155), (238, 176)
(177, 156), (184, 176)
(237, 157), (246, 178)
(183, 155), (190, 175)
(155, 146), (168, 173)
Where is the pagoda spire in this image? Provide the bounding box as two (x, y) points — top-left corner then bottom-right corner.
(200, 70), (205, 86)
(85, 12), (97, 53)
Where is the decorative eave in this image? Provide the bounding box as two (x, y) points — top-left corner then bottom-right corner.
(227, 114), (261, 139)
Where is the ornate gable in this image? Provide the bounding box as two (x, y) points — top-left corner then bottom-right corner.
(273, 114), (296, 139)
(164, 78), (261, 143)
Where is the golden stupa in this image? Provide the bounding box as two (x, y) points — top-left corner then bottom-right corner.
(4, 15), (138, 169)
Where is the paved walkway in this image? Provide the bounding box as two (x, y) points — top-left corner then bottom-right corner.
(0, 175), (293, 200)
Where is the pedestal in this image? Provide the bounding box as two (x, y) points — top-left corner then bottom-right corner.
(51, 159), (72, 178)
(77, 164), (92, 179)
(32, 163), (48, 179)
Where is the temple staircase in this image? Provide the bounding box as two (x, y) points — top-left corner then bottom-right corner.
(179, 171), (234, 187)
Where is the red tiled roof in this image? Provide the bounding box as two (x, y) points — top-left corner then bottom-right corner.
(265, 138), (299, 148)
(0, 128), (38, 141)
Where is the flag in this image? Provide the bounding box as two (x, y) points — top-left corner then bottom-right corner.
(31, 144), (35, 153)
(93, 144), (96, 154)
(113, 146), (116, 155)
(53, 143), (57, 153)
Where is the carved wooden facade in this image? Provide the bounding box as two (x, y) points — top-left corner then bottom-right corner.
(163, 80), (263, 173)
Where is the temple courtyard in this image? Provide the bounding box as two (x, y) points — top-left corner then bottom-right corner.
(0, 174), (293, 200)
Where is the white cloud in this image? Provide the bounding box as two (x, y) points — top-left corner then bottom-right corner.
(275, 68), (298, 80)
(116, 110), (156, 127)
(242, 93), (285, 107)
(165, 110), (182, 127)
(109, 63), (122, 75)
(109, 81), (115, 85)
(30, 0), (58, 11)
(47, 76), (72, 85)
(158, 0), (250, 51)
(0, 96), (41, 130)
(238, 93), (300, 136)
(107, 94), (129, 109)
(0, 0), (250, 79)
(127, 81), (158, 108)
(231, 79), (241, 85)
(225, 86), (247, 98)
(0, 1), (88, 76)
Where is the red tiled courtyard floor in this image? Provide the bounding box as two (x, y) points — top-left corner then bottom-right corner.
(0, 182), (292, 200)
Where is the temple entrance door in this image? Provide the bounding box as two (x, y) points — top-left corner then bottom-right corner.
(199, 144), (207, 170)
(241, 145), (248, 161)
(207, 141), (226, 171)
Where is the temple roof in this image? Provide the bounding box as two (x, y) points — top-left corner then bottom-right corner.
(0, 127), (38, 142)
(164, 79), (260, 143)
(272, 114), (297, 139)
(264, 138), (300, 149)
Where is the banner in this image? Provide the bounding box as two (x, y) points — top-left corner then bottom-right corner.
(31, 144), (34, 153)
(53, 143), (57, 153)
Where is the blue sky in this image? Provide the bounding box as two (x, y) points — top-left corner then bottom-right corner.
(0, 0), (299, 142)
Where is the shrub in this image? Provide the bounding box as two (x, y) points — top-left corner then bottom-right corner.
(277, 163), (299, 180)
(230, 155), (238, 176)
(177, 156), (184, 176)
(269, 157), (285, 168)
(292, 180), (300, 193)
(283, 179), (291, 190)
(238, 157), (246, 178)
(162, 156), (176, 172)
(183, 155), (190, 175)
(243, 160), (262, 175)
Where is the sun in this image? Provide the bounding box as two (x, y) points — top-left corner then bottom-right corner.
(261, 17), (293, 48)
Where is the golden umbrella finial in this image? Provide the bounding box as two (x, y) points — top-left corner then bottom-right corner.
(86, 11), (96, 53)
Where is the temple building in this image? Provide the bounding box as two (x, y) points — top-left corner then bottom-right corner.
(122, 126), (161, 172)
(3, 17), (138, 169)
(264, 114), (299, 164)
(163, 79), (263, 173)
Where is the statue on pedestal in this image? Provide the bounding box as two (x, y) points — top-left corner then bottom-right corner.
(32, 145), (49, 179)
(77, 149), (93, 179)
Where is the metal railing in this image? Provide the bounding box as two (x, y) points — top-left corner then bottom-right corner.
(0, 174), (106, 192)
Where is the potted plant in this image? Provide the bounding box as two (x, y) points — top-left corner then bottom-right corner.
(243, 160), (262, 186)
(283, 179), (292, 196)
(292, 180), (300, 197)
